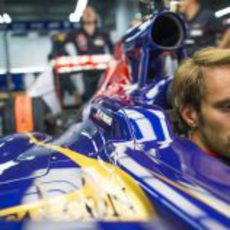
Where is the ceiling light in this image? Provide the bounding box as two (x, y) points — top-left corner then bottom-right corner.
(225, 18), (230, 24)
(69, 13), (77, 22)
(3, 13), (12, 24)
(215, 7), (230, 18)
(0, 15), (4, 24)
(69, 0), (88, 22)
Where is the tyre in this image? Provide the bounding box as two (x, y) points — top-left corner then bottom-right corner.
(32, 98), (46, 133)
(2, 96), (47, 135)
(2, 97), (16, 134)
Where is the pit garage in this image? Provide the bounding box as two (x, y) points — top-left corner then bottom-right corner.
(0, 0), (229, 229)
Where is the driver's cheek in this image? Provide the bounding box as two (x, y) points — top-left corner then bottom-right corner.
(213, 109), (230, 137)
(203, 107), (224, 132)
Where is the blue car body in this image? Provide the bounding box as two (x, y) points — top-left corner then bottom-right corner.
(0, 8), (229, 230)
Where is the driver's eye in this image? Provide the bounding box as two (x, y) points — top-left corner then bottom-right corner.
(218, 103), (230, 112)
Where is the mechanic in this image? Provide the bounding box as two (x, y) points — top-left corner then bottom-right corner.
(179, 0), (223, 55)
(48, 32), (68, 59)
(68, 6), (113, 102)
(172, 47), (230, 163)
(48, 32), (82, 107)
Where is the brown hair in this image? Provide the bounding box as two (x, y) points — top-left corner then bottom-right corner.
(173, 47), (230, 113)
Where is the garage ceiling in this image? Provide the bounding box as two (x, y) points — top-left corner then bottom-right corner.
(0, 0), (229, 21)
(0, 0), (117, 21)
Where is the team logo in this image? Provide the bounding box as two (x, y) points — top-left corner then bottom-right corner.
(76, 34), (88, 50)
(54, 33), (66, 42)
(94, 36), (105, 46)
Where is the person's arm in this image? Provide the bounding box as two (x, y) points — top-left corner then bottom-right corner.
(103, 32), (114, 54)
(219, 29), (230, 49)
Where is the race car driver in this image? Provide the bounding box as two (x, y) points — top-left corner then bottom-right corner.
(173, 47), (230, 163)
(68, 6), (113, 102)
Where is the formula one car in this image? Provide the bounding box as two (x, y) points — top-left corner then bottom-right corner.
(0, 1), (229, 230)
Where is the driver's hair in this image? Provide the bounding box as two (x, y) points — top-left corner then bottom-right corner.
(173, 47), (230, 113)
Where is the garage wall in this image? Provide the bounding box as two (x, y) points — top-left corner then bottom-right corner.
(0, 32), (51, 72)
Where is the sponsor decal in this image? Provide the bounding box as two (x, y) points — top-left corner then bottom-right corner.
(94, 37), (105, 46)
(93, 109), (113, 126)
(76, 34), (88, 50)
(54, 33), (66, 42)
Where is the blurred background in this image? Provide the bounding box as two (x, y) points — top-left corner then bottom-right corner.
(0, 0), (139, 76)
(0, 0), (230, 77)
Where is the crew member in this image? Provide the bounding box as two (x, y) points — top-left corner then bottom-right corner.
(48, 32), (80, 107)
(179, 0), (223, 55)
(49, 32), (68, 59)
(68, 6), (113, 102)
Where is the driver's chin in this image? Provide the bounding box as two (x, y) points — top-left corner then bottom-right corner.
(219, 136), (230, 158)
(207, 135), (230, 159)
(198, 127), (228, 157)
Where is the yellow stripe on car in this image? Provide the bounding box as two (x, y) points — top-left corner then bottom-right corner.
(0, 133), (155, 221)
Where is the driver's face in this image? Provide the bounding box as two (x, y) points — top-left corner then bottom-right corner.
(196, 66), (230, 158)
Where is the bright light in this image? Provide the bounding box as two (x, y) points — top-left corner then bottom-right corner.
(0, 15), (4, 24)
(2, 13), (12, 24)
(69, 0), (88, 22)
(225, 18), (230, 24)
(215, 6), (230, 18)
(69, 13), (77, 22)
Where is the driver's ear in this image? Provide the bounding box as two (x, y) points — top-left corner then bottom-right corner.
(180, 105), (198, 128)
